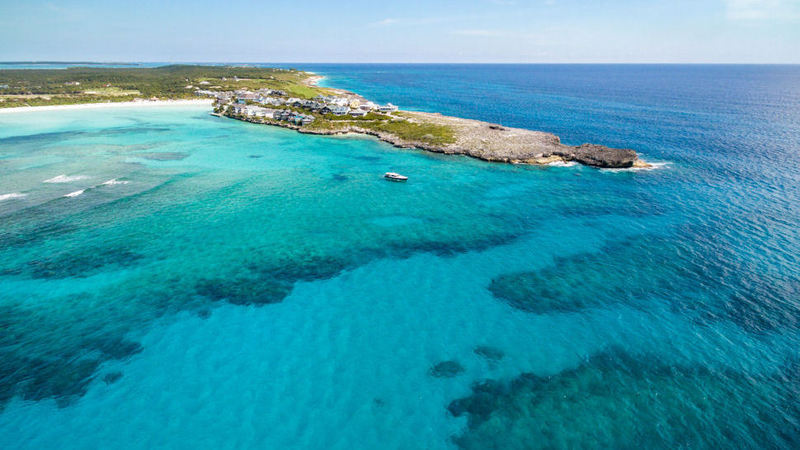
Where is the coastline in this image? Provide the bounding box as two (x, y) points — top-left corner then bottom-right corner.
(221, 112), (650, 169)
(303, 74), (325, 86)
(0, 99), (212, 114)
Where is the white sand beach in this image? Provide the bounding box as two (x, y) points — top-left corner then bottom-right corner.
(0, 99), (212, 114)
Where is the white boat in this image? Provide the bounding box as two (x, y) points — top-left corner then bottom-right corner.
(384, 172), (408, 182)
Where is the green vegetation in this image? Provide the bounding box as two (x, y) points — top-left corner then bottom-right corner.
(303, 114), (455, 146)
(364, 120), (455, 145)
(0, 65), (330, 108)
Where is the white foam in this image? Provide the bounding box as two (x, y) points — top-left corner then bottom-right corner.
(547, 160), (578, 167)
(44, 174), (88, 183)
(64, 189), (86, 198)
(0, 192), (26, 201)
(101, 178), (130, 186)
(602, 161), (670, 173)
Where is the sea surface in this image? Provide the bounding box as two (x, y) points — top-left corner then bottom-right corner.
(1, 64), (799, 449)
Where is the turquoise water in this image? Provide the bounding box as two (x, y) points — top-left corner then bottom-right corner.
(1, 65), (800, 449)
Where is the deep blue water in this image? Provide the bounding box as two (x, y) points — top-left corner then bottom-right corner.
(1, 65), (799, 448)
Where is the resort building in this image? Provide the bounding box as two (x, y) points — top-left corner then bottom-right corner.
(378, 103), (398, 113)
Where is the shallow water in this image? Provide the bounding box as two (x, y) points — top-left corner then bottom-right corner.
(1, 64), (800, 449)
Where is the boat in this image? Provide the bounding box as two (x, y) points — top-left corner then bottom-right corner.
(384, 172), (408, 182)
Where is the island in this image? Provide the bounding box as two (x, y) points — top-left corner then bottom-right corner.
(0, 65), (644, 168)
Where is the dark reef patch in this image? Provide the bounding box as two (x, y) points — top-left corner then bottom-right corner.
(430, 361), (465, 378)
(0, 130), (86, 146)
(88, 337), (144, 360)
(196, 276), (292, 306)
(24, 246), (143, 279)
(0, 301), (144, 409)
(473, 346), (504, 361)
(0, 352), (102, 409)
(95, 126), (171, 137)
(387, 232), (518, 259)
(102, 372), (123, 385)
(488, 233), (800, 334)
(0, 221), (78, 251)
(448, 350), (800, 449)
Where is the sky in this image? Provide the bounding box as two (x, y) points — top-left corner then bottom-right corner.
(0, 0), (798, 63)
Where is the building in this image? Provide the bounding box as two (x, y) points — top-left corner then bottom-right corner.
(331, 97), (349, 107)
(349, 109), (368, 117)
(331, 106), (350, 116)
(378, 103), (399, 113)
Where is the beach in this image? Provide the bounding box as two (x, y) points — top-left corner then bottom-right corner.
(0, 99), (212, 114)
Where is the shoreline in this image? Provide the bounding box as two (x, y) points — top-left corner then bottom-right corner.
(0, 99), (212, 114)
(303, 74), (325, 86)
(220, 113), (652, 169)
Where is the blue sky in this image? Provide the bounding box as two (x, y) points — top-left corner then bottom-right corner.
(1, 0), (798, 63)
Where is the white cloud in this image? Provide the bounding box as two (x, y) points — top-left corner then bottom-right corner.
(724, 0), (800, 20)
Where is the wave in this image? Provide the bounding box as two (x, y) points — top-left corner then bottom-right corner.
(0, 192), (26, 201)
(101, 178), (130, 186)
(64, 189), (86, 198)
(44, 174), (89, 183)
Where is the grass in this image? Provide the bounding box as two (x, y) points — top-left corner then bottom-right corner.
(83, 87), (141, 96)
(362, 120), (456, 145)
(304, 116), (455, 146)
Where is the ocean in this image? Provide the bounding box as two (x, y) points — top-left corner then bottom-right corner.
(0, 64), (799, 449)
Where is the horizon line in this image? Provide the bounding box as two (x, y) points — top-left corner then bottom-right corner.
(2, 61), (800, 66)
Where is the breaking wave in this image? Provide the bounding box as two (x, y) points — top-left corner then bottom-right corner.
(0, 192), (27, 201)
(63, 189), (86, 198)
(101, 179), (130, 186)
(43, 174), (89, 183)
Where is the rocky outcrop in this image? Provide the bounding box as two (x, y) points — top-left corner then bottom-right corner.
(563, 144), (639, 169)
(224, 111), (644, 169)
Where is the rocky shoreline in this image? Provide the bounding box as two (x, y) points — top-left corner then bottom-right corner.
(223, 112), (645, 169)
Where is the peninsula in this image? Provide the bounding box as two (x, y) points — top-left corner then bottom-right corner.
(0, 65), (644, 168)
